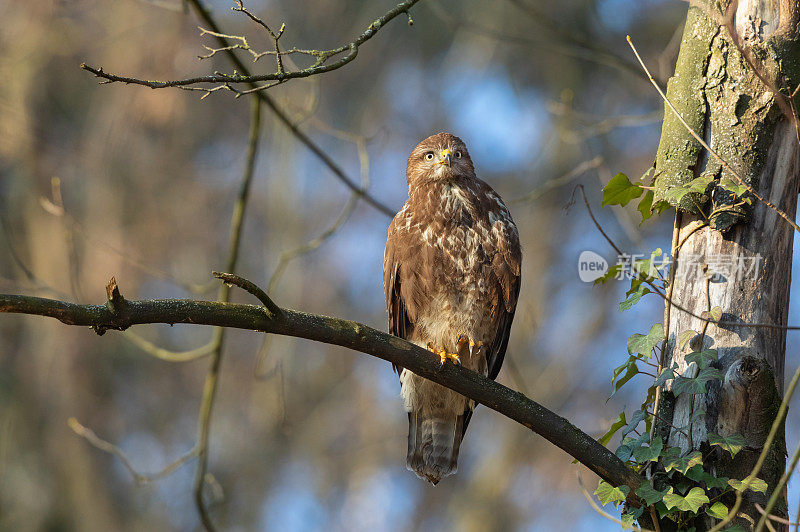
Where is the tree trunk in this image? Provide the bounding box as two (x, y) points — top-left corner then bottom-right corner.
(652, 1), (799, 529)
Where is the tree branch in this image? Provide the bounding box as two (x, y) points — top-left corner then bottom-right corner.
(81, 0), (421, 92)
(0, 276), (644, 503)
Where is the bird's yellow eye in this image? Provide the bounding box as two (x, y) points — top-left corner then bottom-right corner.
(455, 151), (462, 159)
(424, 152), (435, 161)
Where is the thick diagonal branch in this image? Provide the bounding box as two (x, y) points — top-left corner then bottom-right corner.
(0, 285), (643, 501)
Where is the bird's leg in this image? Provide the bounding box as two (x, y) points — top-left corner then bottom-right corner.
(426, 341), (461, 366)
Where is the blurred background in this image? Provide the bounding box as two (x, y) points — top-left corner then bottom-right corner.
(1, 0), (798, 530)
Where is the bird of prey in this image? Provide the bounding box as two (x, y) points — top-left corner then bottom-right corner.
(383, 132), (522, 484)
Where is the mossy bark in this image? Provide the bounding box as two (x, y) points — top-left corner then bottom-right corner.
(651, 1), (800, 530)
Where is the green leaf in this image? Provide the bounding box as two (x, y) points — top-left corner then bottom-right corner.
(623, 409), (646, 436)
(620, 284), (651, 311)
(635, 482), (669, 506)
(638, 190), (655, 224)
(616, 442), (633, 462)
(598, 412), (627, 447)
(719, 175), (749, 197)
(632, 248), (664, 279)
(708, 433), (745, 457)
(700, 306), (723, 322)
(654, 367), (676, 387)
(595, 480), (630, 507)
(603, 173), (644, 207)
(627, 323), (665, 358)
(672, 367), (725, 396)
(633, 437), (663, 463)
(594, 263), (622, 285)
(611, 356), (639, 395)
(678, 329), (699, 351)
(663, 175), (713, 205)
(722, 526), (747, 532)
(621, 507), (644, 528)
(702, 472), (730, 490)
(684, 350), (719, 370)
(728, 476), (768, 494)
(664, 450), (703, 474)
(707, 501), (729, 519)
(662, 486), (709, 513)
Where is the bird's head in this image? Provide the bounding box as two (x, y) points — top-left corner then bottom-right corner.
(406, 132), (475, 186)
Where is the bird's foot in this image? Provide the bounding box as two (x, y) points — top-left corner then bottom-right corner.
(427, 342), (461, 366)
(457, 335), (483, 357)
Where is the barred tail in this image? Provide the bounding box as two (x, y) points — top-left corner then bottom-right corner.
(406, 412), (466, 485)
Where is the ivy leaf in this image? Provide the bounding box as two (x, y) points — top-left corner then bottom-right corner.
(621, 507), (644, 528)
(616, 442), (633, 462)
(627, 323), (665, 358)
(603, 173), (644, 207)
(632, 248), (664, 279)
(707, 501), (729, 519)
(598, 412), (627, 447)
(678, 329), (699, 351)
(638, 190), (655, 224)
(654, 367), (676, 387)
(611, 356), (639, 395)
(701, 472), (730, 490)
(636, 482), (669, 506)
(708, 433), (745, 457)
(662, 486), (709, 513)
(672, 367), (724, 396)
(664, 450), (703, 474)
(663, 175), (713, 204)
(595, 480), (630, 507)
(633, 437), (664, 463)
(623, 409), (646, 436)
(620, 284), (651, 311)
(594, 264), (622, 285)
(700, 306), (723, 322)
(719, 175), (749, 197)
(728, 476), (768, 494)
(722, 526), (747, 532)
(685, 350), (719, 370)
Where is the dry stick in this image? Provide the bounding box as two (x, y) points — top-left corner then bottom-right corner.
(758, 438), (800, 531)
(626, 35), (800, 235)
(185, 0), (395, 219)
(192, 95), (262, 532)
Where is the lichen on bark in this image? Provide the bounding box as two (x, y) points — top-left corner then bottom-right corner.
(653, 2), (785, 231)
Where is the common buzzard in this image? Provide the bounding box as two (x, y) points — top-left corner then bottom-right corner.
(384, 132), (522, 484)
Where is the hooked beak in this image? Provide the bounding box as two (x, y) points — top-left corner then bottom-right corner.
(440, 148), (452, 167)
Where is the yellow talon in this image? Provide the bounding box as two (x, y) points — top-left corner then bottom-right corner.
(427, 342), (461, 366)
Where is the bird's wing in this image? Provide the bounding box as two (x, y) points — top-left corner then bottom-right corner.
(384, 210), (417, 375)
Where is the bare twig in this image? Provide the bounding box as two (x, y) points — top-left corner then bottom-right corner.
(81, 0), (422, 96)
(68, 417), (199, 485)
(511, 156), (603, 204)
(184, 0), (395, 218)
